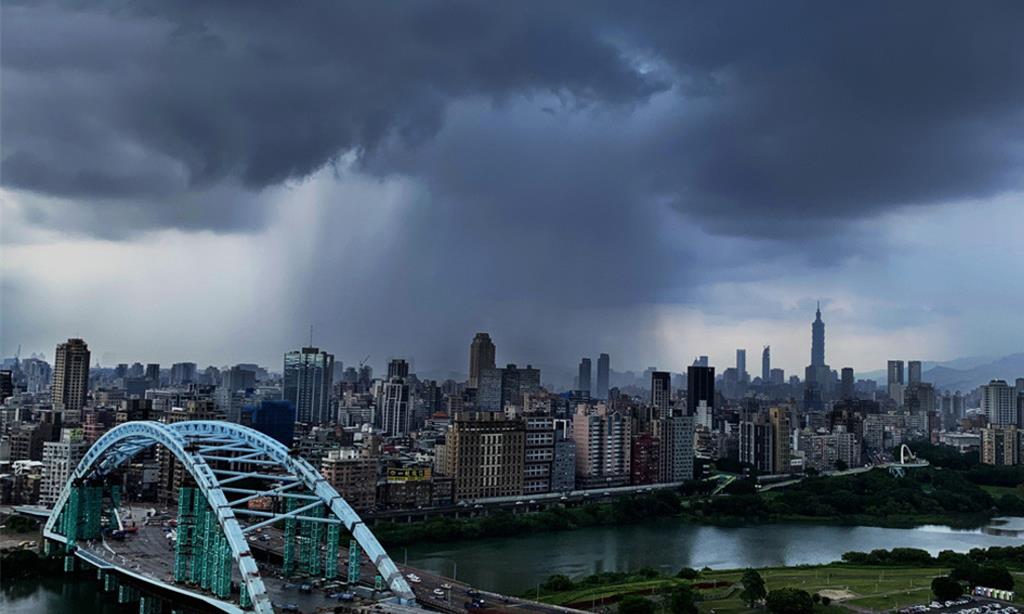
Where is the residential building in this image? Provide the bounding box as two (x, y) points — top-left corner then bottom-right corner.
(572, 405), (631, 489)
(53, 338), (90, 411)
(321, 448), (379, 512)
(283, 346), (334, 424)
(40, 428), (89, 506)
(437, 412), (525, 501)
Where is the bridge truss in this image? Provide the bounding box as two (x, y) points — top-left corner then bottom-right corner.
(43, 420), (415, 613)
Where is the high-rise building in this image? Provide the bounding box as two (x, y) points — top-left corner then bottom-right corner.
(467, 333), (496, 389)
(53, 338), (91, 411)
(651, 371), (671, 417)
(887, 360), (905, 387)
(739, 418), (773, 473)
(477, 364), (540, 411)
(436, 412), (524, 500)
(572, 405), (631, 489)
(770, 368), (785, 386)
(283, 346), (334, 424)
(693, 356), (709, 367)
(811, 302), (826, 368)
(768, 407), (791, 474)
(596, 353), (610, 400)
(687, 365), (715, 417)
(40, 428), (89, 506)
(761, 346), (770, 383)
(577, 358), (592, 395)
(378, 377), (412, 436)
(982, 380), (1015, 426)
(908, 360), (922, 385)
(840, 368), (855, 400)
(0, 370), (13, 404)
(170, 362), (197, 385)
(980, 426), (1020, 466)
(145, 363), (161, 385)
(736, 349), (747, 382)
(387, 358), (410, 379)
(653, 415), (695, 482)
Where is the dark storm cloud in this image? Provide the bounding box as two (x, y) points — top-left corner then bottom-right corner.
(3, 1), (1023, 240)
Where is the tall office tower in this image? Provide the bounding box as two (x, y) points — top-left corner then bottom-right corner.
(761, 346), (771, 383)
(53, 338), (91, 411)
(811, 302), (826, 368)
(982, 379), (1015, 426)
(114, 363), (129, 379)
(387, 358), (410, 379)
(768, 407), (791, 474)
(129, 362), (144, 378)
(887, 360), (905, 386)
(283, 346), (335, 424)
(170, 362), (197, 385)
(22, 357), (52, 394)
(687, 365), (715, 417)
(578, 357), (592, 395)
(40, 428), (89, 506)
(378, 377), (412, 436)
(693, 356), (709, 368)
(650, 371), (672, 417)
(478, 364), (541, 411)
(145, 363), (161, 385)
(1016, 378), (1024, 397)
(596, 353), (610, 400)
(467, 333), (496, 388)
(840, 368), (855, 400)
(736, 349), (747, 382)
(572, 405), (632, 488)
(770, 368), (785, 386)
(908, 360), (922, 385)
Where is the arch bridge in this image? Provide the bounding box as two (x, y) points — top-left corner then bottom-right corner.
(43, 420), (415, 613)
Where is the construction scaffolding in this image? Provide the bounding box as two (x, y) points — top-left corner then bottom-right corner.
(61, 484), (80, 547)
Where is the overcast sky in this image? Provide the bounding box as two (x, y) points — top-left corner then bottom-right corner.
(2, 1), (1023, 376)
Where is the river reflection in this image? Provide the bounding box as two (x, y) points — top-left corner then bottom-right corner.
(405, 518), (1024, 594)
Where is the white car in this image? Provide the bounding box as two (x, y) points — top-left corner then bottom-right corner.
(433, 589), (445, 596)
(441, 583), (452, 590)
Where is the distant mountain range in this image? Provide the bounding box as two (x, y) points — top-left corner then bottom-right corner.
(858, 353), (1024, 392)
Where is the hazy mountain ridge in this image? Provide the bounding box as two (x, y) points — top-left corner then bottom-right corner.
(859, 353), (1024, 391)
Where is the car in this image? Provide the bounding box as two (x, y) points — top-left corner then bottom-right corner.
(441, 583), (452, 590)
(467, 589), (480, 597)
(433, 589), (445, 597)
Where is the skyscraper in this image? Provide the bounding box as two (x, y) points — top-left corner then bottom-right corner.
(887, 360), (905, 386)
(982, 380), (1015, 426)
(387, 358), (410, 379)
(378, 376), (412, 436)
(283, 346), (334, 424)
(840, 367), (855, 400)
(596, 353), (610, 400)
(650, 371), (671, 417)
(578, 357), (592, 395)
(145, 363), (160, 385)
(53, 338), (90, 411)
(811, 302), (825, 368)
(761, 346), (770, 383)
(736, 349), (747, 382)
(170, 362), (197, 385)
(687, 365), (715, 417)
(468, 333), (496, 388)
(908, 360), (922, 385)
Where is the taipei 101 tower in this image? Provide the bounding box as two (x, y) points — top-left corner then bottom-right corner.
(811, 301), (825, 368)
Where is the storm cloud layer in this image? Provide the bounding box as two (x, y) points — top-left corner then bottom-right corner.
(2, 1), (1023, 372)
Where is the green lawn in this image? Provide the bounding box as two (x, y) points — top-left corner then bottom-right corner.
(537, 564), (949, 613)
(980, 485), (1022, 499)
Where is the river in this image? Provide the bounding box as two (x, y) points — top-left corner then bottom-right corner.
(403, 518), (1024, 595)
(4, 519), (1021, 610)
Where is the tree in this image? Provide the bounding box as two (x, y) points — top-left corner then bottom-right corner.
(740, 569), (767, 608)
(668, 584), (700, 614)
(676, 567), (700, 580)
(932, 576), (964, 602)
(618, 596), (656, 614)
(765, 588), (814, 614)
(541, 574), (574, 592)
(834, 459), (849, 472)
(974, 566), (1014, 590)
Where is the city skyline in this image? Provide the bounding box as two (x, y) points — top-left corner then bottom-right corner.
(2, 3), (1023, 374)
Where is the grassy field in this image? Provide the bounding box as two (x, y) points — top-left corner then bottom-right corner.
(537, 564), (950, 612)
(980, 485), (1022, 499)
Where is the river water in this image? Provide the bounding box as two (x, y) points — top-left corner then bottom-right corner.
(4, 519), (1021, 610)
(403, 518), (1024, 594)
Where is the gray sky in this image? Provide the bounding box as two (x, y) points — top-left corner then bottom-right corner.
(2, 1), (1023, 376)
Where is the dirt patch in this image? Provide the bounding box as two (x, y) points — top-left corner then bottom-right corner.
(819, 589), (858, 601)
